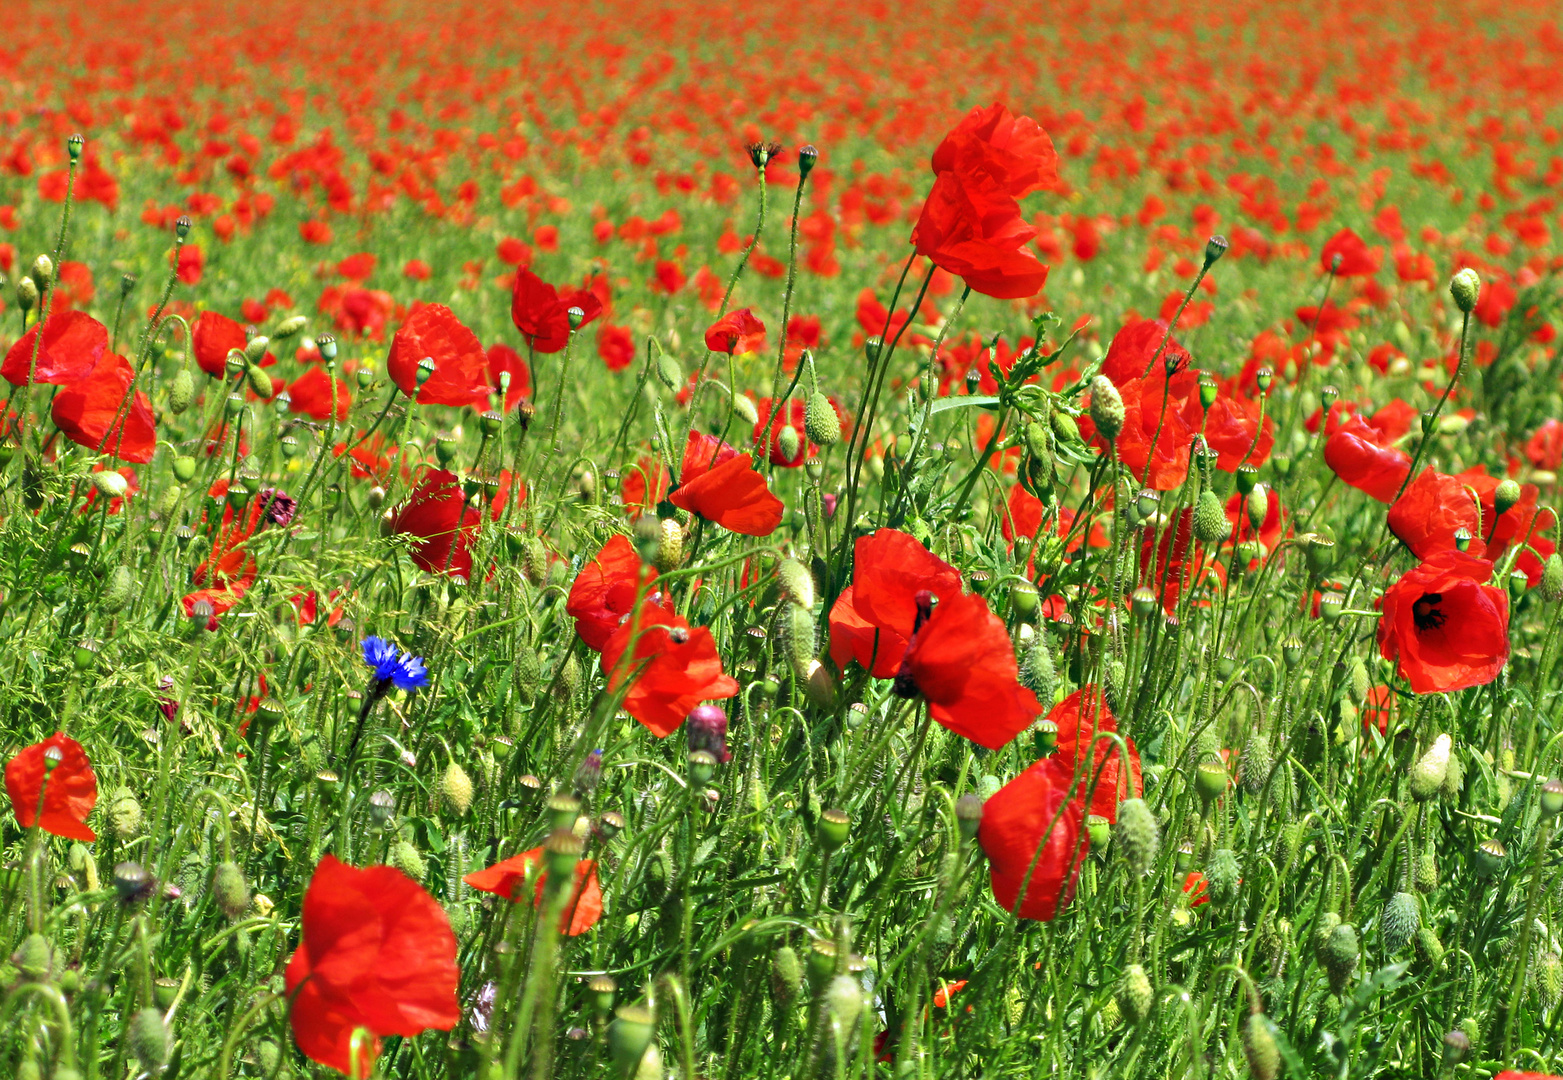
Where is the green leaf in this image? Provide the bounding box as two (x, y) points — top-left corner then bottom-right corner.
(927, 394), (1001, 415)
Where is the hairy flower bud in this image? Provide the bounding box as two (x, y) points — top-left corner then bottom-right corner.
(1322, 922), (1360, 995)
(391, 840), (427, 880)
(1193, 489), (1231, 545)
(1089, 375), (1124, 440)
(1408, 734), (1451, 802)
(1242, 1013), (1280, 1080)
(805, 391), (840, 446)
(213, 861), (251, 919)
(1115, 963), (1154, 1025)
(127, 1008), (169, 1074)
(1380, 891), (1419, 954)
(1114, 798), (1159, 876)
(441, 761), (474, 816)
(1449, 268), (1480, 314)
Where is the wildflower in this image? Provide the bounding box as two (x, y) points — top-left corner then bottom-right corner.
(1323, 414), (1411, 503)
(5, 732), (98, 841)
(600, 602), (738, 737)
(485, 342), (532, 410)
(1, 309), (106, 385)
(511, 268), (603, 354)
(463, 847), (604, 936)
(256, 487), (297, 527)
(704, 309), (766, 355)
(828, 529), (963, 678)
(1049, 688), (1143, 822)
(361, 636), (429, 692)
(566, 534), (659, 652)
(668, 431), (784, 536)
(387, 468), (481, 577)
(51, 353), (157, 462)
(386, 304), (489, 408)
(286, 365), (352, 422)
(190, 310), (249, 378)
(1378, 550), (1509, 693)
(284, 856), (459, 1078)
(978, 754), (1086, 921)
(1319, 228), (1382, 277)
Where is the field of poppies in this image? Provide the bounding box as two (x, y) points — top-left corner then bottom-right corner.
(9, 0), (1563, 1077)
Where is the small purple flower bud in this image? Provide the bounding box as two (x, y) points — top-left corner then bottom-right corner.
(687, 705), (731, 764)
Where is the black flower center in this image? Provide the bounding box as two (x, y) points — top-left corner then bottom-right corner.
(1412, 592), (1445, 632)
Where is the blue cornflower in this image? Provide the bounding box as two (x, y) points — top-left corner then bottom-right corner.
(361, 636), (429, 692)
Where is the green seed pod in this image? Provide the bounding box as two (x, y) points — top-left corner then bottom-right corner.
(1415, 849), (1438, 893)
(1050, 408), (1082, 446)
(1019, 630), (1056, 702)
(1440, 748), (1463, 801)
(955, 794), (984, 841)
(213, 861), (251, 920)
(1192, 488), (1231, 545)
(1242, 732), (1273, 795)
(1542, 553), (1563, 602)
(777, 424), (801, 463)
(805, 940), (837, 996)
(172, 455), (197, 483)
(1275, 821), (1305, 871)
(1450, 268), (1481, 314)
(557, 652), (583, 701)
(164, 364), (196, 415)
(1195, 759), (1229, 805)
(655, 518), (683, 572)
(1102, 656), (1126, 712)
(817, 808), (851, 853)
(1409, 734), (1451, 801)
(776, 557), (815, 610)
(771, 946), (802, 1007)
(805, 392), (840, 446)
(1115, 963), (1154, 1025)
(441, 762), (475, 817)
(1474, 838), (1507, 878)
(1380, 891), (1419, 954)
(825, 973), (863, 1033)
(107, 787), (144, 841)
(1088, 375), (1125, 440)
(1312, 911), (1342, 965)
(1114, 798), (1159, 877)
(1346, 656), (1370, 706)
(127, 1007), (169, 1073)
(14, 933), (51, 981)
(1322, 923), (1360, 995)
(512, 643), (541, 704)
(655, 349), (682, 391)
(1245, 484), (1269, 531)
(245, 363), (274, 400)
(607, 1004), (655, 1077)
(783, 602), (817, 675)
(1204, 848), (1241, 907)
(101, 565), (135, 613)
(1414, 926), (1445, 969)
(392, 840), (427, 881)
(1537, 951), (1563, 1009)
(1242, 1013), (1281, 1080)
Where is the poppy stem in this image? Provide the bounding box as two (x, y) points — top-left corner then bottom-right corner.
(760, 166), (811, 477)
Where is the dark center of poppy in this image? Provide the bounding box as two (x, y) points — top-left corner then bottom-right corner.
(892, 591), (938, 699)
(1412, 592), (1445, 632)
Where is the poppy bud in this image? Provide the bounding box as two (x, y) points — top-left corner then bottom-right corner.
(771, 945), (802, 1007)
(31, 254), (53, 289)
(1131, 587), (1158, 617)
(114, 861), (154, 904)
(655, 349), (682, 390)
(391, 840), (426, 880)
(1242, 732), (1273, 796)
(246, 363), (273, 400)
(826, 973), (863, 1035)
(1414, 849), (1438, 893)
(16, 275), (38, 311)
(1088, 375), (1124, 440)
(367, 790), (397, 831)
(442, 762), (474, 816)
(1539, 952), (1563, 1009)
(955, 793), (984, 840)
(688, 705), (730, 764)
(1204, 848), (1240, 905)
(366, 485), (386, 509)
(168, 367), (195, 414)
(1494, 478), (1521, 517)
(797, 144), (818, 178)
(805, 392), (840, 446)
(776, 558), (815, 610)
(1254, 366), (1273, 394)
(1473, 837), (1506, 878)
(1195, 759), (1228, 805)
(213, 861), (251, 919)
(1244, 484), (1268, 531)
(1408, 734), (1451, 801)
(1449, 268), (1480, 314)
(1380, 890), (1419, 955)
(817, 808), (850, 853)
(1112, 797), (1159, 876)
(356, 366), (376, 390)
(1193, 489), (1231, 545)
(1542, 553), (1563, 602)
(655, 517), (683, 572)
(777, 424), (801, 462)
(127, 1007), (169, 1073)
(14, 932), (52, 980)
(102, 566), (135, 613)
(1321, 922), (1359, 995)
(1440, 1028), (1468, 1066)
(1242, 1013), (1280, 1080)
(1415, 926), (1445, 969)
(607, 1004), (655, 1076)
(1115, 964), (1154, 1025)
(1050, 408), (1082, 446)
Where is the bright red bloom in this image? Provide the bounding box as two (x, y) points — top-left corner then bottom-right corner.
(1079, 369), (1202, 490)
(1320, 228), (1382, 277)
(1378, 550), (1509, 694)
(668, 431), (784, 536)
(388, 468), (480, 577)
(51, 353), (157, 463)
(978, 754), (1086, 921)
(1458, 468), (1558, 585)
(929, 103), (1059, 201)
(1099, 318), (1192, 384)
(567, 534), (658, 652)
(620, 454), (670, 513)
(912, 171), (1049, 300)
(828, 585), (909, 679)
(510, 269), (603, 355)
(284, 856), (459, 1079)
(386, 304), (490, 409)
(1525, 419), (1563, 471)
(842, 528), (964, 646)
(1203, 394), (1273, 472)
(2, 310), (107, 386)
(463, 848), (603, 936)
(1323, 415), (1411, 503)
(5, 732), (97, 841)
(1387, 467), (1556, 584)
(287, 364), (351, 422)
(600, 602), (739, 736)
(1048, 688), (1142, 822)
(898, 590), (1043, 750)
(704, 308), (766, 355)
(191, 310), (249, 378)
(485, 343), (531, 410)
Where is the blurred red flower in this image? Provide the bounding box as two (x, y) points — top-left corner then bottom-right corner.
(191, 310), (249, 378)
(284, 855), (459, 1078)
(1320, 228), (1381, 276)
(287, 364), (351, 422)
(464, 847), (603, 936)
(5, 732), (97, 841)
(567, 534), (658, 652)
(485, 343), (532, 410)
(1378, 549), (1509, 694)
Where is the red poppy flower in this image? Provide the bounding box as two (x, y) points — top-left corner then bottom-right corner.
(1386, 465), (1559, 583)
(668, 431), (784, 536)
(1078, 370), (1202, 490)
(567, 534), (658, 652)
(928, 103), (1059, 201)
(828, 584), (909, 679)
(1099, 318), (1192, 384)
(5, 732), (97, 841)
(284, 855), (459, 1079)
(978, 754), (1086, 921)
(1323, 415), (1411, 503)
(1203, 394), (1273, 472)
(1525, 419), (1563, 471)
(1320, 228), (1382, 277)
(1048, 688), (1142, 822)
(51, 353), (157, 463)
(1457, 468), (1557, 585)
(1378, 549), (1509, 694)
(1, 310), (107, 386)
(1182, 871), (1210, 907)
(486, 343), (532, 410)
(897, 590), (1043, 750)
(388, 468), (480, 577)
(846, 528), (964, 638)
(287, 364), (351, 422)
(704, 309), (766, 355)
(510, 269), (603, 355)
(191, 310), (248, 378)
(463, 847), (604, 936)
(621, 454), (670, 513)
(386, 304), (490, 409)
(911, 171), (1049, 300)
(181, 587), (243, 631)
(600, 601), (739, 737)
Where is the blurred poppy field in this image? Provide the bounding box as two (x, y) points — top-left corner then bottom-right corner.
(9, 0), (1563, 1076)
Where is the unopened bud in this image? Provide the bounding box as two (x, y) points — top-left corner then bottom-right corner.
(1449, 268), (1480, 314)
(1089, 375), (1124, 440)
